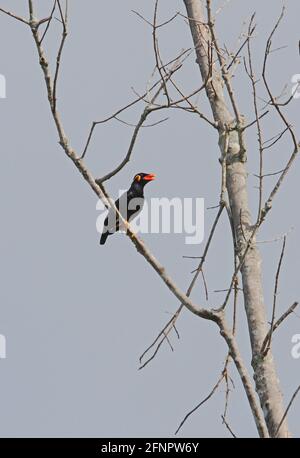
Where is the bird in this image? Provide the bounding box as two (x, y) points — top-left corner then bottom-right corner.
(100, 172), (156, 245)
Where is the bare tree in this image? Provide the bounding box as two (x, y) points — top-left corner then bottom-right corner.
(1, 0), (299, 438)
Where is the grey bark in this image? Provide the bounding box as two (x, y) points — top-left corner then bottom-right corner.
(183, 0), (289, 437)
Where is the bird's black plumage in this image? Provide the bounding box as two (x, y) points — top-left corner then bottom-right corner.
(100, 173), (155, 245)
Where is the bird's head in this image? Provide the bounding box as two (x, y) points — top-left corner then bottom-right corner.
(132, 173), (156, 188)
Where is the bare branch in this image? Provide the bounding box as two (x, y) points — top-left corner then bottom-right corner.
(227, 16), (256, 71)
(39, 0), (57, 45)
(95, 106), (153, 184)
(153, 0), (170, 105)
(114, 115), (169, 128)
(253, 168), (286, 179)
(245, 14), (264, 222)
(28, 0), (34, 19)
(175, 359), (228, 435)
(221, 415), (237, 438)
(275, 384), (300, 438)
(131, 9), (153, 27)
(52, 0), (68, 112)
(262, 237), (287, 356)
(260, 6), (299, 224)
(261, 302), (299, 353)
(206, 0), (242, 126)
(243, 110), (269, 130)
(139, 204), (225, 368)
(262, 127), (289, 151)
(157, 12), (180, 29)
(80, 49), (189, 160)
(218, 318), (269, 437)
(164, 74), (217, 128)
(0, 7), (29, 24)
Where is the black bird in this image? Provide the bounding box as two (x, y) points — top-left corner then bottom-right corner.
(100, 172), (156, 245)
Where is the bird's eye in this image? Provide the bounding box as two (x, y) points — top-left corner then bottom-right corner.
(135, 174), (141, 182)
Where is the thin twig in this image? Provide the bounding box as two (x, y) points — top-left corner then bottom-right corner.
(245, 14), (264, 222)
(261, 302), (299, 353)
(253, 168), (286, 179)
(80, 49), (189, 160)
(260, 6), (299, 224)
(275, 384), (300, 437)
(175, 365), (226, 434)
(243, 110), (269, 130)
(262, 237), (286, 356)
(52, 0), (68, 112)
(221, 415), (237, 438)
(139, 204), (225, 368)
(0, 7), (29, 25)
(262, 127), (289, 150)
(39, 0), (57, 44)
(114, 116), (168, 128)
(152, 0), (170, 105)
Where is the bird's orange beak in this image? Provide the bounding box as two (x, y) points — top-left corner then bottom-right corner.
(143, 173), (156, 181)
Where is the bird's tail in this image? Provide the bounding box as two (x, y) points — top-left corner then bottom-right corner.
(100, 231), (109, 245)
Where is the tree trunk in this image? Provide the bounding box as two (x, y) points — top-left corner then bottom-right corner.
(183, 0), (289, 437)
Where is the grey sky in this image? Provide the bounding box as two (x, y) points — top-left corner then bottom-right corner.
(0, 0), (299, 437)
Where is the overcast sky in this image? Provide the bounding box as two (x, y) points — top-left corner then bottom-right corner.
(0, 0), (299, 438)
